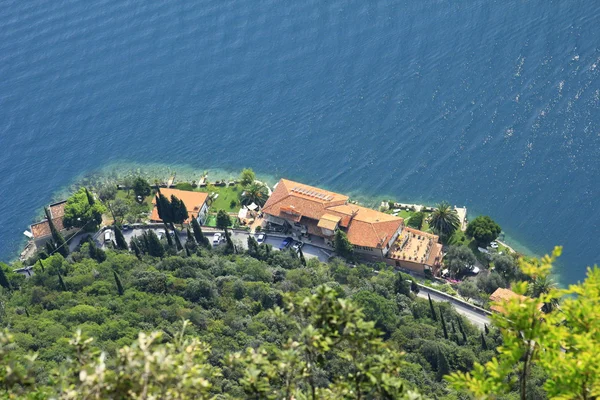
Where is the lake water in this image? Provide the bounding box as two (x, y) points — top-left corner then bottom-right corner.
(1, 0), (599, 284)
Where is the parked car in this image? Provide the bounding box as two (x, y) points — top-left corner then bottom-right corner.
(467, 265), (480, 275)
(490, 241), (499, 249)
(279, 237), (293, 250)
(292, 241), (304, 252)
(156, 230), (165, 240)
(122, 224), (131, 231)
(256, 233), (266, 244)
(212, 232), (222, 246)
(104, 230), (112, 244)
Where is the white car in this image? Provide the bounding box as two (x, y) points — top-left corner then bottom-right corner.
(292, 241), (304, 252)
(469, 265), (480, 275)
(156, 230), (165, 240)
(212, 232), (222, 246)
(256, 233), (266, 244)
(490, 241), (499, 249)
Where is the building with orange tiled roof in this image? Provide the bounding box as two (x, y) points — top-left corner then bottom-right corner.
(29, 201), (78, 249)
(150, 188), (210, 224)
(488, 287), (541, 314)
(263, 179), (441, 273)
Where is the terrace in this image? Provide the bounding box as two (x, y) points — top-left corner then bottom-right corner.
(388, 227), (440, 266)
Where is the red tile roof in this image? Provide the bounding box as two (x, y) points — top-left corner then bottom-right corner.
(30, 201), (68, 239)
(263, 179), (403, 248)
(489, 288), (528, 314)
(150, 188), (209, 223)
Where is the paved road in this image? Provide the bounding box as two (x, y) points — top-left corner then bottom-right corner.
(100, 227), (331, 263)
(417, 286), (490, 330)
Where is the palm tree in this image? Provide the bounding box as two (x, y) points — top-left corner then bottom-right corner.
(529, 275), (559, 312)
(429, 202), (460, 238)
(241, 182), (269, 207)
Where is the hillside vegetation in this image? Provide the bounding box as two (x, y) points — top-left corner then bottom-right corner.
(2, 237), (598, 398)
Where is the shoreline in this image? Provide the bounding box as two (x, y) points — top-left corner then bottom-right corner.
(17, 161), (540, 264)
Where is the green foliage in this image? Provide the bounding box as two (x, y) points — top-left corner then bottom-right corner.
(428, 293), (437, 321)
(444, 245), (477, 276)
(216, 209), (231, 231)
(448, 247), (600, 400)
(191, 217), (210, 247)
(239, 168), (256, 186)
(465, 216), (501, 247)
(240, 182), (269, 206)
(114, 226), (128, 250)
(0, 228), (533, 399)
(0, 263), (11, 290)
(113, 271), (124, 295)
(407, 211), (425, 229)
(457, 280), (479, 302)
(429, 202), (460, 239)
(334, 230), (354, 261)
(63, 188), (106, 231)
(132, 176), (151, 200)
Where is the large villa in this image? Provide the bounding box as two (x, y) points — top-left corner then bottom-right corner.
(262, 179), (443, 274)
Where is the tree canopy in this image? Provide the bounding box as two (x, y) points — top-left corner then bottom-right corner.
(429, 202), (460, 239)
(443, 245), (477, 276)
(132, 177), (151, 200)
(239, 168), (256, 186)
(465, 215), (501, 246)
(62, 187), (106, 231)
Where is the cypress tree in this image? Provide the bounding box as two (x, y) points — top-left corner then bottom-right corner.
(25, 308), (30, 318)
(130, 239), (142, 259)
(440, 307), (449, 340)
(58, 273), (67, 291)
(436, 346), (450, 382)
(0, 264), (11, 290)
(185, 246), (191, 257)
(411, 279), (420, 294)
(224, 230), (234, 254)
(157, 194), (172, 223)
(186, 227), (195, 243)
(171, 196), (187, 226)
(45, 241), (56, 255)
(88, 240), (106, 262)
(45, 207), (68, 257)
(113, 271), (124, 296)
(481, 332), (488, 350)
(171, 223), (183, 251)
(146, 230), (165, 258)
(38, 258), (45, 272)
(114, 226), (128, 250)
(457, 317), (468, 343)
(451, 320), (457, 334)
(164, 223), (174, 247)
(191, 218), (209, 247)
(428, 294), (437, 321)
(298, 247), (307, 266)
(85, 188), (95, 205)
(484, 323), (490, 335)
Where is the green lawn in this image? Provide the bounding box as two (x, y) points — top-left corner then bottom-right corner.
(115, 189), (154, 208)
(194, 184), (243, 213)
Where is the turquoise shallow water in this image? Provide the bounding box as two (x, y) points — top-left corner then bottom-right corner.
(1, 0), (599, 284)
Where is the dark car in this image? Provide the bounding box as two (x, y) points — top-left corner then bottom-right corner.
(279, 237), (293, 250)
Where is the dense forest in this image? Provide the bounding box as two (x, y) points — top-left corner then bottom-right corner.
(3, 232), (598, 398)
(1, 232), (518, 399)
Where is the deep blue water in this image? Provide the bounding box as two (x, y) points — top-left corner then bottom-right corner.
(1, 0), (599, 283)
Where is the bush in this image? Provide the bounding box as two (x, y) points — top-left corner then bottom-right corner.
(175, 182), (194, 191)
